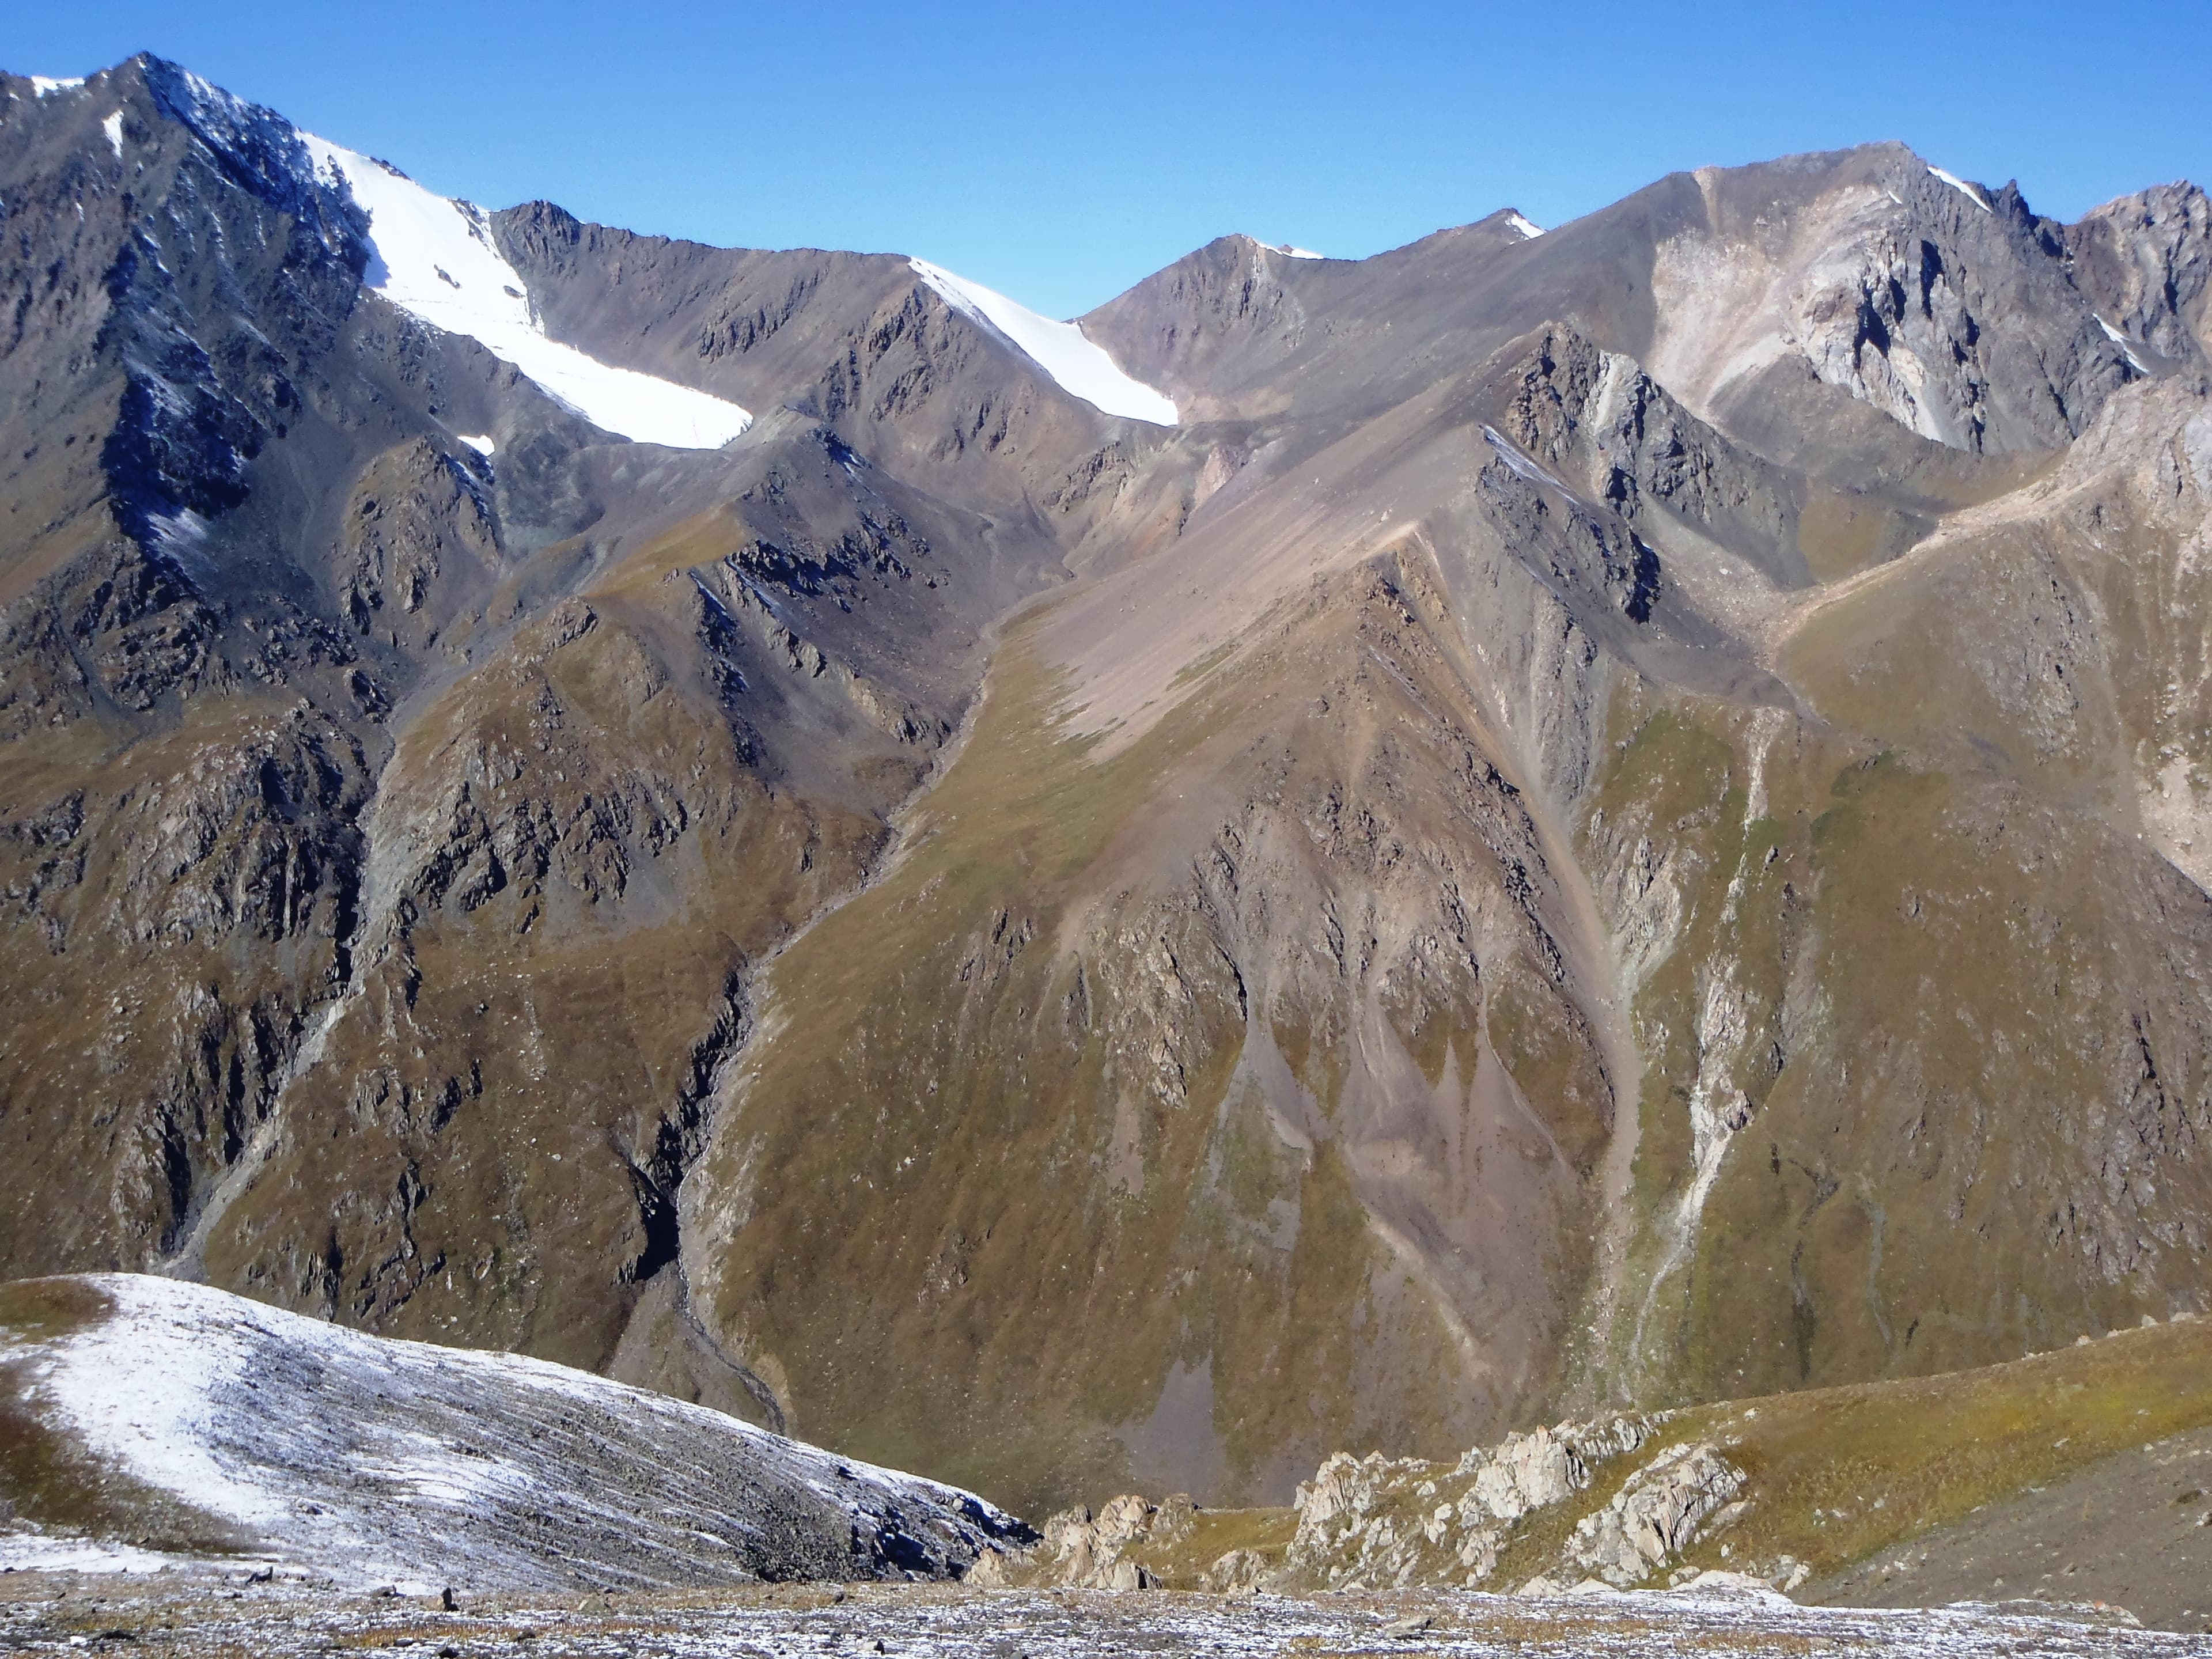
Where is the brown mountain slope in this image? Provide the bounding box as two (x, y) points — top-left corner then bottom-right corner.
(684, 175), (2212, 1511)
(8, 57), (2212, 1525)
(0, 58), (1145, 1372)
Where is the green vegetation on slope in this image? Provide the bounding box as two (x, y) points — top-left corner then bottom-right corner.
(692, 560), (1610, 1516)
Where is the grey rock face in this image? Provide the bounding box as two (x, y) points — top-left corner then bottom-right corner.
(1779, 192), (2135, 453)
(2065, 183), (2212, 369)
(1032, 1493), (1189, 1588)
(1562, 1441), (1748, 1586)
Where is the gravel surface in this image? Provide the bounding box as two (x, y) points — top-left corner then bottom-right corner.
(4, 1572), (2210, 1658)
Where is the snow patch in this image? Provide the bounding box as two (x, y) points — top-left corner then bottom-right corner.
(0, 1533), (195, 1575)
(908, 259), (1177, 426)
(102, 111), (123, 158)
(1506, 212), (1545, 239)
(146, 508), (214, 579)
(456, 433), (495, 456)
(2096, 316), (2152, 374)
(29, 76), (86, 97)
(1480, 424), (1578, 495)
(302, 135), (751, 450)
(1272, 244), (1324, 259)
(1927, 166), (1993, 213)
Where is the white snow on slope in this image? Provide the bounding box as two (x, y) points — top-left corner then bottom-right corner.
(1928, 165), (1993, 213)
(29, 75), (85, 97)
(15, 1274), (1021, 1592)
(1272, 243), (1324, 259)
(102, 111), (123, 157)
(0, 1534), (195, 1575)
(1506, 211), (1546, 240)
(2097, 315), (2152, 374)
(301, 136), (751, 450)
(909, 259), (1178, 426)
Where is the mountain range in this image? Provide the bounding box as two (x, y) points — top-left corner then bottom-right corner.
(3, 54), (2211, 1526)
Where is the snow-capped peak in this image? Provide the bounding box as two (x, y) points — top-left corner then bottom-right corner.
(302, 134), (751, 450)
(1505, 211), (1545, 240)
(1927, 165), (1993, 213)
(1270, 243), (1325, 260)
(29, 75), (86, 97)
(909, 259), (1178, 426)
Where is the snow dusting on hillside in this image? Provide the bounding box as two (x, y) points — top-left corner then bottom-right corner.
(910, 259), (1179, 426)
(7, 1275), (1024, 1592)
(302, 137), (752, 450)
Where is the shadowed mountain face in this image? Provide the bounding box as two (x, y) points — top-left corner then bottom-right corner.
(6, 56), (2212, 1521)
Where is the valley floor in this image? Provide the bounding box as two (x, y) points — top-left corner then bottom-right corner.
(2, 1573), (2206, 1658)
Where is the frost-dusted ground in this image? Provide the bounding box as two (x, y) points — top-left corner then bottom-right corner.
(1, 1577), (2206, 1658)
(1, 1277), (1022, 1591)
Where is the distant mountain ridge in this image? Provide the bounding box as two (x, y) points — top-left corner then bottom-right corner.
(3, 53), (2211, 1526)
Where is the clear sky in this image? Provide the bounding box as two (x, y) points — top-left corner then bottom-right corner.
(6, 0), (2206, 321)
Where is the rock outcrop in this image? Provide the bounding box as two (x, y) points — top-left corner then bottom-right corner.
(1560, 1441), (1749, 1587)
(1027, 1493), (1198, 1588)
(1285, 1416), (1675, 1589)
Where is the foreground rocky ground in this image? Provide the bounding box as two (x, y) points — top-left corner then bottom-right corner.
(2, 1572), (2205, 1659)
(986, 1316), (2212, 1630)
(11, 1278), (2212, 1631)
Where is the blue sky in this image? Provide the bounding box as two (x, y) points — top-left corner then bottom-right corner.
(6, 0), (2207, 320)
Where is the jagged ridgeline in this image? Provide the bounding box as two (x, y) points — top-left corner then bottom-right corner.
(3, 55), (2212, 1523)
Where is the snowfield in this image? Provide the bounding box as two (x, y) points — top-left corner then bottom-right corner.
(302, 137), (752, 450)
(910, 259), (1179, 425)
(2, 1275), (1025, 1592)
